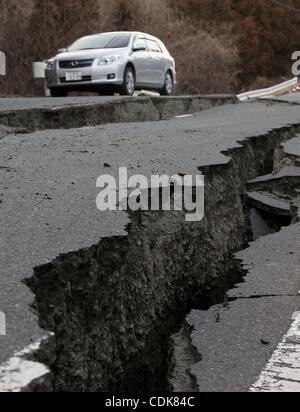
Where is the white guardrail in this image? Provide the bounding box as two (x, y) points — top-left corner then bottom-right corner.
(237, 77), (299, 101)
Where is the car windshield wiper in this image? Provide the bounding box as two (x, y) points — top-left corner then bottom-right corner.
(76, 46), (119, 51)
(77, 48), (99, 51)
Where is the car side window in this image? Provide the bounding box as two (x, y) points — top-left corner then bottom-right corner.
(147, 39), (162, 53)
(133, 37), (147, 51)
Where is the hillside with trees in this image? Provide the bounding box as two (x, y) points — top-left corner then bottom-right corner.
(0, 0), (299, 95)
(173, 0), (300, 83)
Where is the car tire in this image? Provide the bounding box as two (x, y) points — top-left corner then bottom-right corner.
(118, 66), (135, 96)
(49, 87), (68, 97)
(160, 71), (174, 96)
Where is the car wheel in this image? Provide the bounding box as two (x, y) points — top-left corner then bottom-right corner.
(118, 66), (135, 96)
(160, 72), (174, 96)
(49, 87), (68, 97)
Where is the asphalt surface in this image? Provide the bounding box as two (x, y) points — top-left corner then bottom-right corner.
(0, 96), (127, 111)
(188, 222), (300, 392)
(0, 98), (300, 390)
(271, 91), (300, 104)
(186, 128), (300, 392)
(283, 135), (300, 158)
(249, 166), (300, 184)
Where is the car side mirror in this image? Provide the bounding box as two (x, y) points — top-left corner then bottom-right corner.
(133, 46), (146, 52)
(58, 48), (67, 54)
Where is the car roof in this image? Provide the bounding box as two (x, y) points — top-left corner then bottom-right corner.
(81, 31), (159, 41)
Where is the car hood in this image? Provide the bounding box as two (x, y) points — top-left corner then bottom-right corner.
(53, 48), (128, 60)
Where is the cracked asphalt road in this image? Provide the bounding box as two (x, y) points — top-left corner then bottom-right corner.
(185, 121), (300, 392)
(188, 222), (300, 392)
(271, 92), (300, 104)
(0, 98), (300, 391)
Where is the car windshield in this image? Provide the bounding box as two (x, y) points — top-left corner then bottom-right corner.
(68, 33), (131, 51)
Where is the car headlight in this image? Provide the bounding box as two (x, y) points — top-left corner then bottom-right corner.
(97, 55), (120, 65)
(46, 60), (55, 70)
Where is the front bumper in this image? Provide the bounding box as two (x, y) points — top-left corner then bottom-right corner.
(45, 60), (126, 89)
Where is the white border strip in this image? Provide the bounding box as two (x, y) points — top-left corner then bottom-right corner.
(238, 78), (298, 102)
(0, 51), (6, 76)
(0, 337), (50, 392)
(0, 312), (5, 336)
(250, 312), (300, 392)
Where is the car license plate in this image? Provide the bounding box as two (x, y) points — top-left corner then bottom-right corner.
(65, 71), (83, 82)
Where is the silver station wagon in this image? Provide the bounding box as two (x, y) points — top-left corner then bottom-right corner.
(45, 31), (176, 97)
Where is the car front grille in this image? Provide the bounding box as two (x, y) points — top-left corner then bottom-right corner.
(59, 59), (94, 69)
(60, 76), (92, 83)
